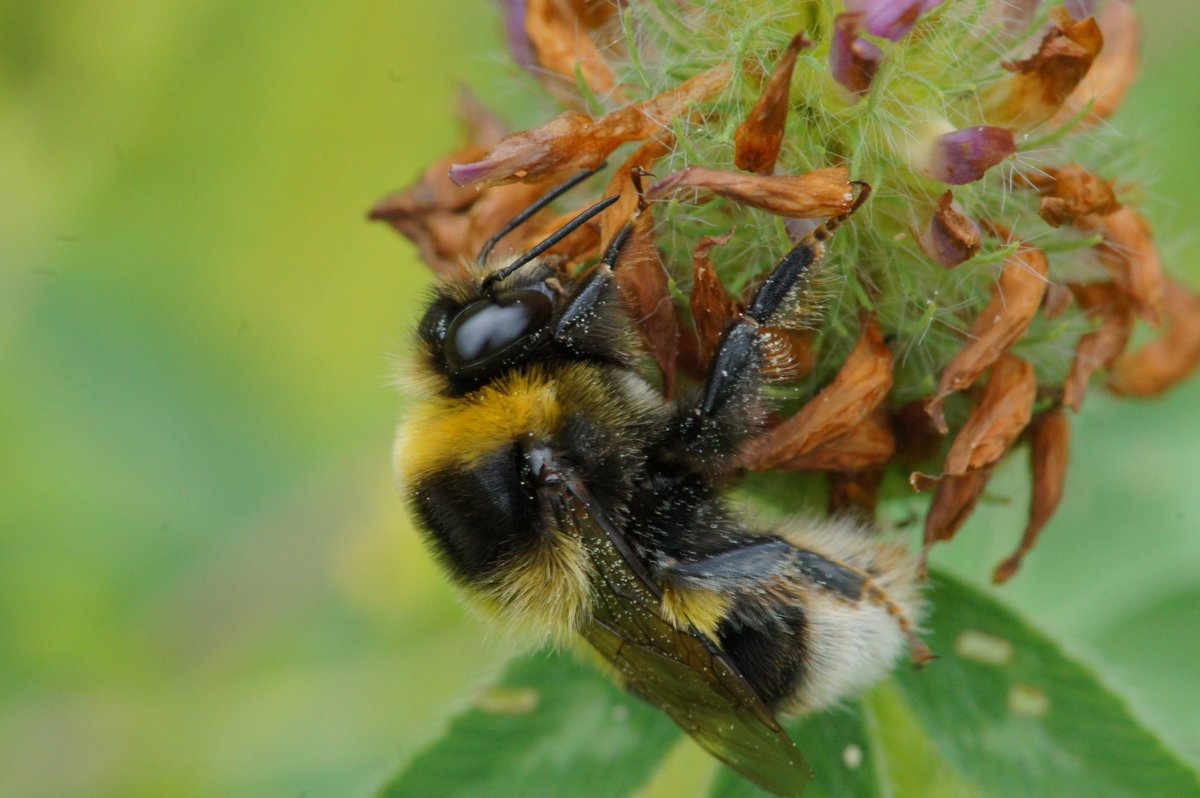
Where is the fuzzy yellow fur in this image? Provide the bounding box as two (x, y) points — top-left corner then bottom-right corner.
(659, 582), (732, 639)
(396, 365), (564, 481)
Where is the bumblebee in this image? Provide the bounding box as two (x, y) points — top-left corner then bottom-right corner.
(395, 166), (926, 795)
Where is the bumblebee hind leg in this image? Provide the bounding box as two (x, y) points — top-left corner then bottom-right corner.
(661, 516), (927, 714)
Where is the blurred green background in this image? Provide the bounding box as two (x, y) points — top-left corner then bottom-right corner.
(1, 2), (1198, 796)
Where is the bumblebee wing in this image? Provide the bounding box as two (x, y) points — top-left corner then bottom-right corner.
(551, 477), (811, 796)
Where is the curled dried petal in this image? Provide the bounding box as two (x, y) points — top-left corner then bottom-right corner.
(781, 408), (897, 472)
(994, 408), (1070, 584)
(651, 165), (855, 219)
(466, 181), (552, 256)
(734, 32), (810, 174)
(942, 354), (1036, 475)
(919, 468), (994, 578)
(369, 94), (510, 276)
(451, 65), (730, 187)
(926, 247), (1049, 433)
(522, 0), (621, 100)
(845, 0), (944, 41)
(986, 8), (1104, 127)
(830, 13), (883, 96)
(1108, 278), (1200, 397)
(1063, 282), (1135, 411)
(741, 317), (893, 470)
(919, 190), (982, 267)
(919, 126), (1016, 185)
(1033, 163), (1119, 227)
(1080, 206), (1164, 325)
(1057, 0), (1139, 125)
(616, 208), (679, 397)
(689, 230), (738, 370)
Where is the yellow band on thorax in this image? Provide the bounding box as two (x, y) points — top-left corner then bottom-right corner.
(396, 366), (564, 481)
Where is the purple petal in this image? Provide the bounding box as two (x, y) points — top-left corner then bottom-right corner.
(924, 126), (1016, 185)
(448, 159), (498, 187)
(830, 13), (884, 95)
(845, 0), (944, 41)
(499, 0), (537, 71)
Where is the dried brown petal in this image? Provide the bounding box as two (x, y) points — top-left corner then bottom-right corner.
(519, 203), (602, 262)
(1063, 282), (1135, 411)
(650, 165), (855, 219)
(1108, 278), (1200, 397)
(893, 399), (943, 466)
(740, 317), (893, 470)
(985, 8), (1104, 127)
(919, 191), (982, 268)
(1080, 206), (1164, 325)
(369, 93), (512, 276)
(926, 247), (1049, 433)
(524, 0), (621, 102)
(1056, 0), (1139, 126)
(993, 408), (1071, 584)
(689, 230), (739, 370)
(829, 470), (884, 519)
(780, 408), (896, 472)
(616, 207), (679, 397)
(943, 354), (1036, 475)
(451, 65), (731, 187)
(1034, 163), (1119, 227)
(829, 13), (883, 96)
(919, 467), (994, 578)
(465, 181), (552, 258)
(734, 33), (810, 174)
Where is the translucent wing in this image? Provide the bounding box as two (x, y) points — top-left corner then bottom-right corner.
(550, 477), (811, 796)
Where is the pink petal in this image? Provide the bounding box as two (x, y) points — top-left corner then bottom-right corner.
(846, 0), (944, 41)
(924, 126), (1016, 185)
(830, 13), (884, 95)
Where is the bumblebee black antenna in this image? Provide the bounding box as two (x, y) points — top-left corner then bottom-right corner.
(476, 162), (609, 265)
(481, 194), (620, 293)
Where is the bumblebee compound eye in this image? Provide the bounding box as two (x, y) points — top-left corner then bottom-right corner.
(444, 290), (553, 373)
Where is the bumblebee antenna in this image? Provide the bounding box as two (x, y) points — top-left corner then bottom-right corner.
(481, 194), (620, 293)
(476, 162), (608, 265)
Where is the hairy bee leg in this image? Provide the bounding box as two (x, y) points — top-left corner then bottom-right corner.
(677, 184), (873, 450)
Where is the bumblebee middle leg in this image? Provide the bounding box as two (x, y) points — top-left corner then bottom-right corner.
(672, 185), (871, 466)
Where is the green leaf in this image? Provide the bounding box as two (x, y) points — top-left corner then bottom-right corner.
(891, 573), (1200, 798)
(379, 574), (1199, 798)
(378, 654), (680, 798)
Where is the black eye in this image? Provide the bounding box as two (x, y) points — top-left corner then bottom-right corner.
(444, 290), (553, 371)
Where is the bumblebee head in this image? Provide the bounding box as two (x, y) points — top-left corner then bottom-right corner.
(415, 176), (635, 396)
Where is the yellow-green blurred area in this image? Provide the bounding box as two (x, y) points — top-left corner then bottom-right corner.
(1, 2), (1199, 796)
